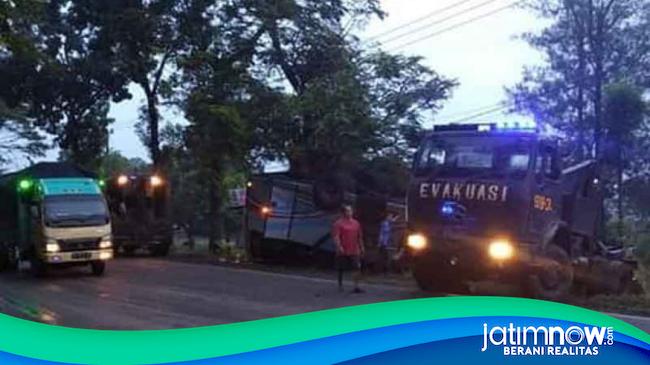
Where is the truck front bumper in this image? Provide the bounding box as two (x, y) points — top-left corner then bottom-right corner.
(409, 235), (539, 282)
(43, 249), (113, 264)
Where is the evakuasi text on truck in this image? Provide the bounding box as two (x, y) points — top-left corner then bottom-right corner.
(0, 162), (113, 276)
(406, 122), (636, 299)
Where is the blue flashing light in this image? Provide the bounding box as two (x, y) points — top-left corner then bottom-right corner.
(495, 120), (537, 132)
(433, 121), (538, 134)
(441, 201), (455, 216)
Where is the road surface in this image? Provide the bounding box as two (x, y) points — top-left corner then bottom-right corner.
(0, 258), (648, 333)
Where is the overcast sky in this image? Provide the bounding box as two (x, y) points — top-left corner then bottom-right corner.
(20, 0), (546, 168)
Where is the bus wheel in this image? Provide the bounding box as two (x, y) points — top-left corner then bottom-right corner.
(91, 261), (106, 276)
(529, 245), (574, 300)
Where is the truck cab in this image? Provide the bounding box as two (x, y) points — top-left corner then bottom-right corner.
(29, 178), (113, 274)
(405, 122), (602, 298)
(0, 164), (113, 276)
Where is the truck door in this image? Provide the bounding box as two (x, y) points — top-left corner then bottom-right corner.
(528, 143), (563, 240)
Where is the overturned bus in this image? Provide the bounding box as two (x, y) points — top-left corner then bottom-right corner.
(244, 174), (406, 265)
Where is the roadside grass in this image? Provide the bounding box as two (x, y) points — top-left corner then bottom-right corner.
(569, 294), (650, 317)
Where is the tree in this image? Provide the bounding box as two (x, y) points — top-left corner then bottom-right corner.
(601, 83), (647, 233)
(185, 95), (249, 251)
(0, 0), (130, 168)
(362, 51), (457, 159)
(224, 1), (455, 189)
(0, 102), (46, 169)
(0, 1), (50, 168)
(99, 150), (149, 178)
(76, 0), (215, 168)
(510, 0), (650, 161)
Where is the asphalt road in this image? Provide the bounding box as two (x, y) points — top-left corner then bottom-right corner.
(0, 258), (648, 333)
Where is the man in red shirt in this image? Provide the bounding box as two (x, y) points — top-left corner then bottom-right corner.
(332, 205), (365, 293)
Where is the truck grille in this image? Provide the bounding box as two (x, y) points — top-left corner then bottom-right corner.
(57, 239), (99, 252)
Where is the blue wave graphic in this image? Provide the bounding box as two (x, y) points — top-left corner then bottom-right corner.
(175, 316), (650, 365)
(0, 316), (647, 364)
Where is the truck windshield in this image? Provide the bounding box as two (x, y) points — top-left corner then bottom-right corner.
(44, 195), (109, 227)
(415, 135), (533, 178)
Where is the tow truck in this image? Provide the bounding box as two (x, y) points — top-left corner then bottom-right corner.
(0, 162), (113, 276)
(405, 122), (636, 299)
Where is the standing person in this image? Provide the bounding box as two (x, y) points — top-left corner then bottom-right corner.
(332, 205), (365, 293)
(377, 212), (397, 275)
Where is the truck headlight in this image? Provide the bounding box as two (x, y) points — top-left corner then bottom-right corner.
(488, 239), (514, 260)
(99, 239), (112, 249)
(46, 243), (61, 253)
(407, 234), (428, 251)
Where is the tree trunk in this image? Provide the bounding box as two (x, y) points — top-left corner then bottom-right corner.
(617, 152), (624, 237)
(146, 92), (160, 169)
(208, 180), (222, 253)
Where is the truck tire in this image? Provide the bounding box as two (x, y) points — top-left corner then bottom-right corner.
(612, 264), (637, 295)
(122, 246), (137, 256)
(529, 245), (574, 300)
(0, 244), (10, 272)
(152, 242), (171, 257)
(31, 257), (47, 278)
(91, 261), (106, 276)
(413, 258), (467, 294)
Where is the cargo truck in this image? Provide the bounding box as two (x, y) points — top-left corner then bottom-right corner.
(0, 162), (113, 276)
(405, 122), (636, 299)
(104, 174), (173, 256)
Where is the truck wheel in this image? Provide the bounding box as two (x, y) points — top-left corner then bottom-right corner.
(529, 245), (574, 300)
(152, 242), (171, 257)
(123, 246), (136, 256)
(613, 265), (637, 295)
(0, 244), (10, 272)
(91, 261), (106, 276)
(413, 258), (467, 294)
(31, 257), (47, 278)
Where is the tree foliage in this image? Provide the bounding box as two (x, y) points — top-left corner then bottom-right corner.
(1, 0), (458, 240)
(511, 0), (650, 235)
(510, 0), (650, 160)
(73, 0), (216, 167)
(601, 83), (647, 231)
(0, 0), (130, 168)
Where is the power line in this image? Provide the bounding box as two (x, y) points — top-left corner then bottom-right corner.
(366, 0), (475, 41)
(434, 102), (506, 120)
(445, 103), (513, 124)
(373, 0), (503, 46)
(387, 1), (523, 52)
